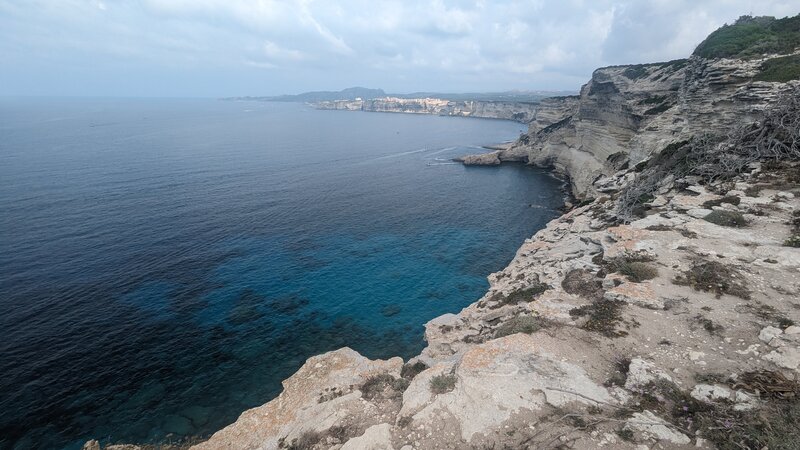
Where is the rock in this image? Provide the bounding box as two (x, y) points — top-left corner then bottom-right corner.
(690, 384), (732, 402)
(759, 326), (783, 344)
(764, 346), (800, 370)
(625, 358), (673, 390)
(456, 151), (501, 165)
(402, 334), (614, 443)
(82, 440), (101, 450)
(193, 348), (402, 450)
(626, 410), (691, 445)
(341, 423), (394, 450)
(688, 351), (705, 362)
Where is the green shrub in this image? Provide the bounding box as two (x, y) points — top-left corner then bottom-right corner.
(614, 261), (658, 282)
(429, 374), (457, 394)
(704, 210), (748, 227)
(694, 14), (800, 59)
(755, 54), (800, 82)
(674, 261), (751, 299)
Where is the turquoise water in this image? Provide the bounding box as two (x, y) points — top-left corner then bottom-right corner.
(0, 98), (564, 449)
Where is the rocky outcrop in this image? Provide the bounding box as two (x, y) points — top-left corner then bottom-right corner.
(464, 54), (800, 198)
(314, 97), (542, 123)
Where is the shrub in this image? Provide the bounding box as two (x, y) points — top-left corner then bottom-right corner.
(702, 195), (741, 208)
(674, 261), (751, 299)
(494, 315), (543, 338)
(429, 374), (457, 394)
(613, 261), (658, 282)
(755, 54), (800, 82)
(488, 283), (549, 308)
(704, 210), (748, 227)
(361, 374), (409, 400)
(694, 14), (800, 59)
(569, 300), (629, 338)
(400, 361), (428, 380)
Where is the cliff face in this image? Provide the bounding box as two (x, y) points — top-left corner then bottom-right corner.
(314, 97), (542, 123)
(487, 54), (799, 198)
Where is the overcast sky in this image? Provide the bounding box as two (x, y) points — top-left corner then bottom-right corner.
(0, 0), (797, 97)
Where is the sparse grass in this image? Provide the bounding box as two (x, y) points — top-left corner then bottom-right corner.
(400, 361), (428, 380)
(704, 210), (748, 227)
(569, 300), (629, 338)
(487, 283), (549, 308)
(561, 268), (604, 300)
(360, 374), (409, 400)
(493, 315), (544, 338)
(674, 260), (751, 299)
(429, 374), (457, 395)
(695, 314), (725, 335)
(606, 256), (658, 282)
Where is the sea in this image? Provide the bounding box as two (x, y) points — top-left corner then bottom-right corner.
(0, 98), (564, 449)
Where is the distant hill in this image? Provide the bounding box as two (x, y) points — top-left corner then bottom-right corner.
(237, 87), (387, 102)
(694, 14), (800, 59)
(226, 88), (575, 103)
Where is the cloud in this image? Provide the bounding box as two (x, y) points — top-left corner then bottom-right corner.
(0, 0), (797, 96)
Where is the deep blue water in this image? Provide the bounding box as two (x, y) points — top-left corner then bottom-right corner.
(0, 98), (563, 449)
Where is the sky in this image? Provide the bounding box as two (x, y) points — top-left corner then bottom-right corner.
(0, 0), (797, 97)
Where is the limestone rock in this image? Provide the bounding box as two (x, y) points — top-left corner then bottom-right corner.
(341, 423), (394, 450)
(403, 334), (613, 443)
(193, 348), (402, 450)
(625, 358), (673, 391)
(625, 410), (691, 445)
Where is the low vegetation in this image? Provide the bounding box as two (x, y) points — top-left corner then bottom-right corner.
(617, 376), (800, 450)
(704, 210), (748, 227)
(693, 14), (800, 59)
(673, 260), (751, 299)
(429, 374), (457, 394)
(400, 361), (428, 380)
(786, 211), (800, 247)
(755, 54), (800, 82)
(702, 195), (741, 208)
(603, 254), (658, 282)
(569, 299), (631, 338)
(494, 315), (544, 338)
(360, 374), (409, 400)
(486, 282), (549, 309)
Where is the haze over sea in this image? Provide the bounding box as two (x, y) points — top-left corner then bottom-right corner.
(0, 98), (563, 449)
